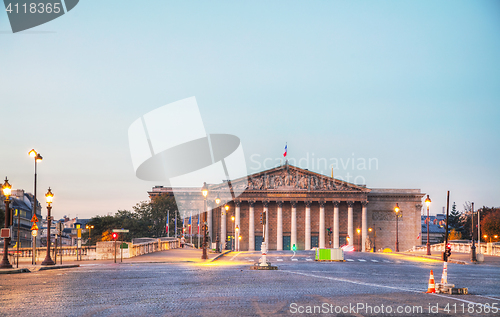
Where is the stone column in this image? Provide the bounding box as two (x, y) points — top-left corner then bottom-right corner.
(221, 205), (227, 251)
(207, 202), (212, 245)
(319, 201), (325, 248)
(263, 201), (269, 244)
(235, 201), (241, 251)
(291, 201), (297, 250)
(276, 201), (283, 251)
(248, 201), (255, 251)
(348, 201), (354, 247)
(333, 201), (340, 248)
(362, 201), (368, 252)
(305, 201), (311, 250)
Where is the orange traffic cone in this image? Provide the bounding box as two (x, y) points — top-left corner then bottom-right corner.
(426, 270), (436, 293)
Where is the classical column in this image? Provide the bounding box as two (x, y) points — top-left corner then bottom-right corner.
(305, 201), (311, 250)
(362, 201), (368, 252)
(319, 201), (325, 248)
(348, 201), (354, 247)
(248, 201), (255, 251)
(333, 201), (340, 248)
(207, 202), (212, 245)
(276, 201), (283, 251)
(263, 201), (269, 244)
(291, 201), (297, 250)
(221, 204), (227, 251)
(235, 201), (241, 251)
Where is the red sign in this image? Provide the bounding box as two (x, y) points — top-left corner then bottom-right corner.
(31, 223), (39, 231)
(31, 214), (39, 223)
(0, 228), (11, 238)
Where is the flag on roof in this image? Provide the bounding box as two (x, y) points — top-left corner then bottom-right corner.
(283, 143), (287, 157)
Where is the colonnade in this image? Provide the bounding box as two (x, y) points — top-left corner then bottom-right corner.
(226, 200), (368, 251)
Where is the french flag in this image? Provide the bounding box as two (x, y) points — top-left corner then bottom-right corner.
(283, 144), (287, 157)
(197, 215), (200, 234)
(166, 212), (169, 234)
(417, 233), (421, 239)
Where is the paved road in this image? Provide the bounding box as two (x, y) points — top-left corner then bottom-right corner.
(1, 249), (499, 316)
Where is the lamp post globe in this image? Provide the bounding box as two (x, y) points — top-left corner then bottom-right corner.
(41, 188), (55, 265)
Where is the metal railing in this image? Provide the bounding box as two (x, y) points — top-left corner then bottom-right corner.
(411, 242), (500, 256)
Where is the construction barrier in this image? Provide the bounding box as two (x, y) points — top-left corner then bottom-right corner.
(315, 248), (344, 261)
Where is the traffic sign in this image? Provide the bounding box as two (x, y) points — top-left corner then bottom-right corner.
(31, 214), (38, 223)
(112, 229), (129, 233)
(120, 243), (128, 249)
(30, 223), (38, 231)
(1, 228), (11, 238)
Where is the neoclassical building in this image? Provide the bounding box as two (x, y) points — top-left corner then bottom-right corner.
(149, 164), (425, 252)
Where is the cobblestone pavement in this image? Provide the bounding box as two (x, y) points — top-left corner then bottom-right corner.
(1, 250), (499, 317)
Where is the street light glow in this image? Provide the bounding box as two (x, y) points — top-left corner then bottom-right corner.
(28, 149), (37, 157)
(394, 203), (400, 213)
(201, 182), (208, 198)
(45, 187), (54, 205)
(2, 177), (12, 198)
(425, 195), (431, 207)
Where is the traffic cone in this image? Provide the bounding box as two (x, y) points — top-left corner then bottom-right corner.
(426, 270), (436, 293)
(441, 262), (448, 284)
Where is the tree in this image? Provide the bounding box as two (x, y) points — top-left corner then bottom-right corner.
(448, 229), (462, 241)
(481, 209), (500, 242)
(448, 202), (462, 231)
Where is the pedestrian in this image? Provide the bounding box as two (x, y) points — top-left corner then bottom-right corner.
(180, 236), (185, 248)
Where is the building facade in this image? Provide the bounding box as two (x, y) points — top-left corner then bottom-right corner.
(150, 164), (425, 252)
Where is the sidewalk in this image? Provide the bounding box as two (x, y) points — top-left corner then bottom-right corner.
(401, 250), (500, 266)
(0, 248), (229, 274)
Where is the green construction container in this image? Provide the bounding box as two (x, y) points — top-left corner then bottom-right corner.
(315, 248), (344, 261)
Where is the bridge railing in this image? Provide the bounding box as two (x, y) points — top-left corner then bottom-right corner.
(2, 237), (180, 261)
(411, 242), (500, 256)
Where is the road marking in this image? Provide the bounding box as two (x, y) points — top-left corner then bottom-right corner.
(283, 270), (495, 309)
(248, 259), (255, 262)
(346, 259), (354, 262)
(383, 260), (391, 263)
(229, 253), (241, 261)
(291, 259), (298, 261)
(306, 258), (313, 261)
(277, 259), (283, 262)
(476, 295), (500, 301)
(371, 260), (379, 262)
(358, 259), (366, 262)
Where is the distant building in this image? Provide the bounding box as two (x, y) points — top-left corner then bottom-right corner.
(421, 214), (446, 244)
(1, 189), (43, 248)
(150, 164), (425, 252)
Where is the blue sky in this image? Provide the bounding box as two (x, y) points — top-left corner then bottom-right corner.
(1, 1), (499, 219)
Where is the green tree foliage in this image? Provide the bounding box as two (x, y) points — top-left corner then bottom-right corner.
(448, 202), (463, 233)
(86, 195), (181, 243)
(448, 229), (462, 241)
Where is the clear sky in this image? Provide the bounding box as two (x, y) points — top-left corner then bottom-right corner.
(1, 1), (499, 219)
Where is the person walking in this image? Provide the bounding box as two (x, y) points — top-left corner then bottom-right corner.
(180, 236), (185, 248)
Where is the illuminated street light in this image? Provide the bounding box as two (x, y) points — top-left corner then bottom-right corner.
(86, 224), (94, 245)
(424, 195), (431, 255)
(394, 203), (400, 252)
(28, 149), (42, 265)
(1, 178), (13, 269)
(41, 188), (55, 265)
(356, 228), (361, 251)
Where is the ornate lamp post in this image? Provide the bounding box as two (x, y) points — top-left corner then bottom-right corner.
(1, 178), (13, 269)
(41, 188), (55, 265)
(86, 224), (94, 245)
(201, 182), (208, 260)
(223, 203), (229, 251)
(28, 149), (42, 265)
(394, 203), (400, 252)
(356, 228), (361, 251)
(425, 195), (431, 255)
(470, 202), (477, 262)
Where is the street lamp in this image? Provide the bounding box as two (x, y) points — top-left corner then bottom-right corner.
(41, 188), (55, 265)
(201, 182), (208, 260)
(1, 178), (13, 268)
(425, 195), (431, 255)
(470, 202), (477, 262)
(28, 149), (42, 265)
(394, 203), (400, 252)
(86, 224), (94, 245)
(224, 203), (229, 251)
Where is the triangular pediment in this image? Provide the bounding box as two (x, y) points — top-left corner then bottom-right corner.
(209, 164), (370, 193)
